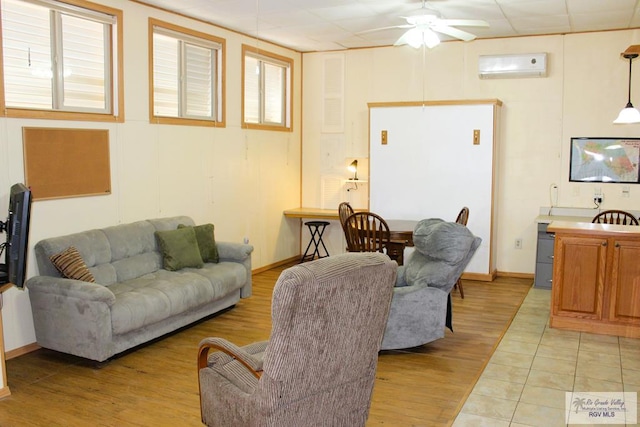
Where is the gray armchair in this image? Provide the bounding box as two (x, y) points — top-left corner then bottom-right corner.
(197, 252), (397, 426)
(380, 218), (481, 350)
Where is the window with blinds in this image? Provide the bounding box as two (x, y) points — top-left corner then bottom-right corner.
(242, 45), (292, 131)
(0, 0), (118, 116)
(150, 20), (224, 125)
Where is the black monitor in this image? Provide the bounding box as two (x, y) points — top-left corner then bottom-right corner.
(0, 183), (32, 288)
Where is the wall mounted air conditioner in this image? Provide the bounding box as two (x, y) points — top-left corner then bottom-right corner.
(478, 53), (547, 79)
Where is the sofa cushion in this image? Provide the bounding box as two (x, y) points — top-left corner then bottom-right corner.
(179, 223), (219, 263)
(101, 220), (160, 283)
(193, 262), (248, 298)
(109, 269), (214, 335)
(34, 229), (112, 278)
(155, 227), (204, 271)
(49, 246), (96, 282)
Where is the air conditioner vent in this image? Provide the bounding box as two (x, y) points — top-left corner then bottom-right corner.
(479, 53), (547, 79)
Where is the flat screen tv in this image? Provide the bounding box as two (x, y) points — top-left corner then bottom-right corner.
(569, 137), (640, 183)
(0, 183), (32, 288)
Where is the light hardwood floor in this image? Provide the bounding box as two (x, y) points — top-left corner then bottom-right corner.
(0, 264), (532, 426)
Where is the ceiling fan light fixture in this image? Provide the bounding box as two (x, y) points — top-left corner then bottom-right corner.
(423, 29), (441, 48)
(396, 28), (440, 49)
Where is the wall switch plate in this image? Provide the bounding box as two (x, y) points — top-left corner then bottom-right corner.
(473, 129), (480, 145)
(381, 130), (388, 145)
(623, 186), (630, 197)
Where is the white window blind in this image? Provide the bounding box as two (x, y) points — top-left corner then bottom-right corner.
(152, 25), (220, 122)
(243, 55), (260, 123)
(1, 0), (114, 113)
(184, 43), (213, 118)
(59, 13), (108, 110)
(263, 62), (284, 125)
(153, 33), (179, 117)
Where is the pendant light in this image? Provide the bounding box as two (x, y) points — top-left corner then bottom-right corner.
(614, 50), (640, 124)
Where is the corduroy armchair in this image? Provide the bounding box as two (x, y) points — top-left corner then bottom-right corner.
(197, 252), (397, 427)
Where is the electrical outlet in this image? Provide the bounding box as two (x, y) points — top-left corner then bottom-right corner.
(593, 188), (604, 205)
(514, 238), (523, 249)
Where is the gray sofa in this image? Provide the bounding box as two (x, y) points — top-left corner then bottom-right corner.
(380, 218), (481, 350)
(26, 216), (253, 362)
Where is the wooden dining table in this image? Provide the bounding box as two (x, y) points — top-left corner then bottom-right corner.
(386, 219), (417, 246)
(384, 219), (417, 265)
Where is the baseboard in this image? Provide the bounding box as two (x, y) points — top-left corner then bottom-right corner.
(461, 271), (534, 282)
(460, 272), (494, 282)
(252, 256), (298, 274)
(0, 385), (11, 399)
(6, 342), (40, 360)
(496, 271), (535, 279)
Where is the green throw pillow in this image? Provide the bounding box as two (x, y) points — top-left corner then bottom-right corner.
(178, 223), (219, 263)
(155, 227), (204, 271)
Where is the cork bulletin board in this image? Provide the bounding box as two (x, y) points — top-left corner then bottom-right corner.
(23, 127), (111, 201)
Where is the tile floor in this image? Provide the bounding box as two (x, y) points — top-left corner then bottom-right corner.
(453, 287), (640, 427)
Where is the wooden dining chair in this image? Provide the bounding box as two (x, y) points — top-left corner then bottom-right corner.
(344, 212), (390, 254)
(592, 210), (639, 225)
(455, 207), (469, 226)
(453, 207), (470, 298)
(338, 202), (355, 252)
(338, 202), (354, 233)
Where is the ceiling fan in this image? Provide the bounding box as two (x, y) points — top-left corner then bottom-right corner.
(361, 1), (489, 49)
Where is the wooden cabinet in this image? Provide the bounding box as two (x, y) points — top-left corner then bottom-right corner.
(549, 221), (640, 338)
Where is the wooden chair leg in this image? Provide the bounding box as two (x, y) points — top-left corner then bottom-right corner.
(454, 278), (464, 299)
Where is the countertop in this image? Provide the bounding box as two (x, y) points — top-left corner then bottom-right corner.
(547, 220), (640, 236)
(536, 206), (640, 225)
(535, 215), (593, 224)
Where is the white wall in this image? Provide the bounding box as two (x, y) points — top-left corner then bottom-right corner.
(0, 1), (302, 352)
(302, 29), (640, 276)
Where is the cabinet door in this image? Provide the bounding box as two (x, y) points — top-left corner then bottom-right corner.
(553, 235), (607, 319)
(608, 238), (640, 324)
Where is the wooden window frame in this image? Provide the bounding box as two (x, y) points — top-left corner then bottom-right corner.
(242, 44), (293, 132)
(0, 0), (124, 123)
(148, 18), (225, 128)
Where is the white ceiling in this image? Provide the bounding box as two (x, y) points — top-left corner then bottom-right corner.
(137, 0), (640, 52)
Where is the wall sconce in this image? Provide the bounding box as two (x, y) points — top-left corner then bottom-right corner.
(614, 47), (640, 124)
(347, 160), (358, 191)
(348, 160), (358, 180)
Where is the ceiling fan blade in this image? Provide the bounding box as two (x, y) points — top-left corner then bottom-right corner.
(431, 24), (477, 41)
(439, 19), (489, 28)
(357, 24), (413, 35)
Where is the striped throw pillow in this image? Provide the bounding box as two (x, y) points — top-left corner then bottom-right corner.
(49, 246), (96, 283)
